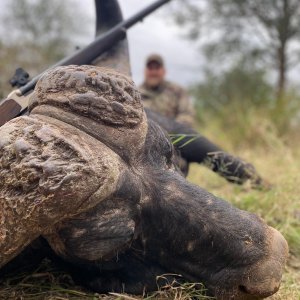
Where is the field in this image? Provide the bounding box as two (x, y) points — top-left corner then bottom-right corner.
(0, 119), (299, 300)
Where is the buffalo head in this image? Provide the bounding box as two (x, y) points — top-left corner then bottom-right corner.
(0, 65), (288, 299)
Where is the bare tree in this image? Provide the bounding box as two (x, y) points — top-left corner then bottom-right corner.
(173, 0), (300, 97)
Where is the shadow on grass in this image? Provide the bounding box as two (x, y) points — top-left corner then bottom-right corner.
(0, 259), (214, 300)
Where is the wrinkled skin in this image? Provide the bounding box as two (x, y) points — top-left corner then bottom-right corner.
(0, 66), (288, 299)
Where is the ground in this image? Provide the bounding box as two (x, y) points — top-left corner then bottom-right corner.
(0, 122), (299, 300)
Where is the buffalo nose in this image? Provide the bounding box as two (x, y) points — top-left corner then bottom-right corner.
(239, 227), (288, 298)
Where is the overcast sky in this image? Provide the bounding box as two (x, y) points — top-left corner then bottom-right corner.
(78, 0), (202, 87)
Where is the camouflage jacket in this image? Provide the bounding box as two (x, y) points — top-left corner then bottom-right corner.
(139, 80), (195, 126)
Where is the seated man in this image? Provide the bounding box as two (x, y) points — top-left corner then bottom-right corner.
(140, 55), (268, 188)
(139, 54), (194, 126)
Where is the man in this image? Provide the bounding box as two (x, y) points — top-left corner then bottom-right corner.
(140, 55), (269, 188)
(139, 54), (194, 126)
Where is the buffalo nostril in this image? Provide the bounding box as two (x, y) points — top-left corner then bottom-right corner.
(238, 285), (248, 294)
(239, 283), (280, 298)
(238, 227), (288, 298)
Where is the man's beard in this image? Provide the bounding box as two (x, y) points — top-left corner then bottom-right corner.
(146, 77), (163, 88)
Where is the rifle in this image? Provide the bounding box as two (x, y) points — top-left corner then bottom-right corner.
(0, 0), (170, 126)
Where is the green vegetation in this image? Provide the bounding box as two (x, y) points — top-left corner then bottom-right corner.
(192, 61), (300, 139)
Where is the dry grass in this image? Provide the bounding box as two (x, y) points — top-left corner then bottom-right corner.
(0, 263), (213, 300)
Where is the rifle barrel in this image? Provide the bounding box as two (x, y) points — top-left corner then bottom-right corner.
(19, 0), (170, 95)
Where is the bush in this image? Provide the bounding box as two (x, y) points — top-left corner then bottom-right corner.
(191, 63), (300, 147)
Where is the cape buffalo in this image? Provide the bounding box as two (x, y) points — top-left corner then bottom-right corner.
(0, 65), (288, 299)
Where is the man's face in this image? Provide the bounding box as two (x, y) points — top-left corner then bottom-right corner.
(144, 62), (166, 88)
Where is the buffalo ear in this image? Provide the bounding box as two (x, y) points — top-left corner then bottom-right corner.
(44, 168), (142, 262)
(0, 115), (123, 268)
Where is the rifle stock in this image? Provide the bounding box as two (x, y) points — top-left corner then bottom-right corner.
(0, 99), (22, 126)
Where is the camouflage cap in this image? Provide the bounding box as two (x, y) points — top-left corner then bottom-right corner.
(146, 54), (164, 67)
